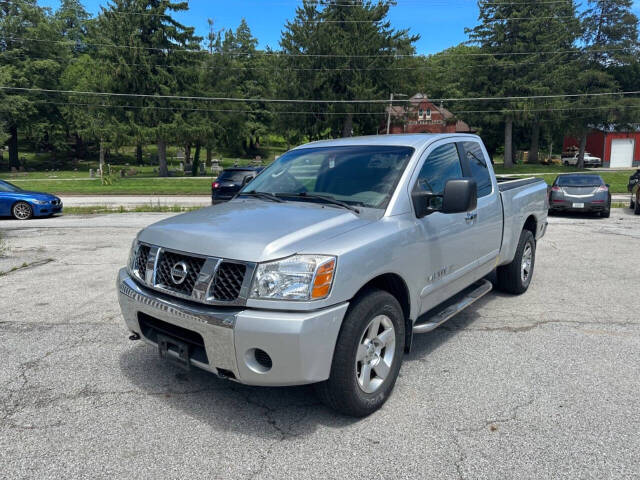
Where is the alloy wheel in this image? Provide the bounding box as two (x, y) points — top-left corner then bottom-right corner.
(355, 314), (395, 394)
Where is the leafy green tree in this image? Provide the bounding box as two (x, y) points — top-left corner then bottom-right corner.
(0, 0), (64, 168)
(570, 0), (639, 167)
(94, 0), (202, 176)
(466, 0), (580, 166)
(279, 0), (418, 139)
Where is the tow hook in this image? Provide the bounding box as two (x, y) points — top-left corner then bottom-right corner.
(128, 332), (141, 341)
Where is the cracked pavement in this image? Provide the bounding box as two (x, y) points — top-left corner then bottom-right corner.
(1, 210), (639, 479)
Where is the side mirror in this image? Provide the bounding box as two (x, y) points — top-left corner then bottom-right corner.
(242, 176), (252, 185)
(441, 179), (477, 214)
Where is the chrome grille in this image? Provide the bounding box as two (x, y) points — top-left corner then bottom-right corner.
(155, 250), (205, 295)
(135, 244), (150, 279)
(130, 244), (254, 305)
(210, 262), (246, 301)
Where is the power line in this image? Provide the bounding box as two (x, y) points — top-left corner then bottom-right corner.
(32, 100), (388, 115)
(6, 36), (634, 58)
(3, 86), (640, 103)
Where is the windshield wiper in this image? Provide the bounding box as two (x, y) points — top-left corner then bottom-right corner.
(238, 190), (284, 203)
(279, 192), (361, 214)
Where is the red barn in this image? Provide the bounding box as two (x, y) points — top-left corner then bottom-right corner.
(380, 93), (473, 135)
(563, 127), (640, 168)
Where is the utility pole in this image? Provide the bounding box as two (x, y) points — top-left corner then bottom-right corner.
(386, 93), (394, 135)
(386, 93), (407, 135)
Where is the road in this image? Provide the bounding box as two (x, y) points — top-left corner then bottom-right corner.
(1, 210), (639, 479)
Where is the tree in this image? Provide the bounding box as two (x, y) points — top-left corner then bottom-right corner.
(466, 0), (580, 167)
(0, 0), (65, 168)
(571, 0), (639, 167)
(279, 0), (418, 139)
(95, 0), (202, 176)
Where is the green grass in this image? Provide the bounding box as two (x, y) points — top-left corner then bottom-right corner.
(5, 177), (214, 195)
(63, 205), (201, 214)
(495, 164), (634, 193)
(493, 164), (583, 174)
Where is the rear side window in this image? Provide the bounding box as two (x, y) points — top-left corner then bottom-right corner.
(463, 142), (492, 198)
(414, 143), (463, 195)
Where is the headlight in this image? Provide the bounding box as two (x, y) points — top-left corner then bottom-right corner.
(250, 255), (336, 301)
(32, 200), (48, 205)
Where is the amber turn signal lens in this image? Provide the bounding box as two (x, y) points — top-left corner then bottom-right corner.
(311, 259), (335, 299)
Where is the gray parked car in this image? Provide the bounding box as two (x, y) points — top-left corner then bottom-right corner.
(549, 174), (611, 217)
(117, 134), (548, 416)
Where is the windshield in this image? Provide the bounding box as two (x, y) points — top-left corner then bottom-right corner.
(556, 175), (604, 187)
(0, 180), (22, 192)
(218, 170), (253, 183)
(241, 145), (414, 209)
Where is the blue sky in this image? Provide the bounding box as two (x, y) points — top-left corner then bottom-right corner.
(40, 0), (640, 55)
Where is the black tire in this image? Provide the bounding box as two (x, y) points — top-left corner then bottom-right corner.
(635, 196), (640, 215)
(496, 229), (536, 295)
(315, 288), (405, 417)
(630, 197), (635, 210)
(12, 201), (33, 220)
(601, 202), (611, 218)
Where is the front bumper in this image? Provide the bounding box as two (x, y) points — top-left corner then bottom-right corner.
(33, 202), (63, 216)
(117, 268), (349, 386)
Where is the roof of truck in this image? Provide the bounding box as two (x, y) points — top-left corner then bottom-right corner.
(294, 133), (481, 150)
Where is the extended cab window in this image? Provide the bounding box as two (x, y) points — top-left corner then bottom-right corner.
(414, 143), (463, 196)
(463, 141), (492, 198)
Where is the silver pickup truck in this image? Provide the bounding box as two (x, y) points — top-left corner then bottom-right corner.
(117, 134), (548, 416)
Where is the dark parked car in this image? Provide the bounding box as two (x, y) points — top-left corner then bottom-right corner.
(0, 179), (63, 220)
(629, 169), (640, 214)
(211, 167), (262, 203)
(549, 174), (611, 217)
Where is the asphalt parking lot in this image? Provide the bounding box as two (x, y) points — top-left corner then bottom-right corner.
(1, 209), (639, 479)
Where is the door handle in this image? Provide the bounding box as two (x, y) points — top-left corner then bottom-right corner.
(465, 212), (477, 223)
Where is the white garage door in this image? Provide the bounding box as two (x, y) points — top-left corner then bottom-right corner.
(610, 138), (635, 168)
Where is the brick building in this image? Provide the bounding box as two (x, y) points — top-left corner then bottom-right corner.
(380, 93), (473, 135)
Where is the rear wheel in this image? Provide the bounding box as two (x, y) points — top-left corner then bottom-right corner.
(496, 229), (536, 294)
(12, 201), (33, 220)
(601, 201), (611, 218)
(316, 288), (404, 417)
(635, 195), (640, 215)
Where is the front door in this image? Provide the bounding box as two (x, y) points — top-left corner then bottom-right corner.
(412, 141), (480, 314)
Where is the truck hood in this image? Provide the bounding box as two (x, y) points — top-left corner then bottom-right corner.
(138, 198), (375, 262)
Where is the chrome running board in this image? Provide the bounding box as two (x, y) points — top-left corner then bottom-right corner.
(413, 279), (493, 334)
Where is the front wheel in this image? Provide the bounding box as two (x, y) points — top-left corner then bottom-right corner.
(12, 201), (33, 220)
(496, 229), (536, 294)
(635, 196), (640, 215)
(316, 288), (405, 417)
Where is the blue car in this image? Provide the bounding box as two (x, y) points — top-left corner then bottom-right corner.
(0, 179), (63, 220)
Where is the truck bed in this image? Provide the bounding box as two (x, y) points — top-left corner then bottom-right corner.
(496, 176), (548, 267)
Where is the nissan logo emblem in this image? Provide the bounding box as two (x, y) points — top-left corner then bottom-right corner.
(170, 261), (189, 285)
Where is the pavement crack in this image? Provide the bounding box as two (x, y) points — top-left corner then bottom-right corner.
(442, 318), (638, 334)
(0, 258), (54, 277)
